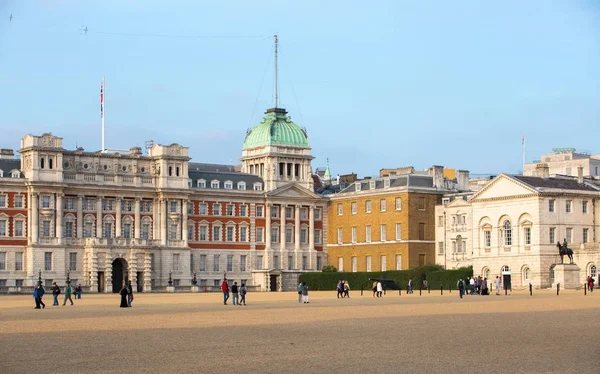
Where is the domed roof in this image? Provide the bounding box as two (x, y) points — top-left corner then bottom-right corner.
(243, 108), (309, 149)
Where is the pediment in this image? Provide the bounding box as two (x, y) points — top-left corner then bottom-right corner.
(447, 198), (471, 208)
(471, 174), (537, 201)
(266, 183), (320, 200)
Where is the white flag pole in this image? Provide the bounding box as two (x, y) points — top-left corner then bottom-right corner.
(101, 76), (105, 153)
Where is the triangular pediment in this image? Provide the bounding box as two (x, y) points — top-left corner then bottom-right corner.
(266, 182), (321, 200)
(471, 174), (537, 201)
(447, 198), (471, 208)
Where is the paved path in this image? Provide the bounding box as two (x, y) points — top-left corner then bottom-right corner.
(1, 290), (598, 374)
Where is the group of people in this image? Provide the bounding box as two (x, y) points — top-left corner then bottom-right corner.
(297, 282), (309, 303)
(457, 276), (500, 298)
(372, 281), (383, 297)
(33, 281), (82, 309)
(119, 280), (135, 308)
(587, 276), (595, 292)
(221, 278), (247, 306)
(336, 280), (350, 298)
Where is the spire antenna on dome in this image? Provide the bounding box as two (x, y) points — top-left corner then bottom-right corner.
(274, 34), (279, 109)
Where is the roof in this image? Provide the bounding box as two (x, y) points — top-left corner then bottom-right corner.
(188, 162), (241, 173)
(243, 108), (309, 149)
(339, 174), (434, 193)
(0, 159), (23, 178)
(188, 169), (263, 190)
(511, 175), (599, 192)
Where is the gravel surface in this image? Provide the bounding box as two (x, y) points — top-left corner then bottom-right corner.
(1, 289), (598, 374)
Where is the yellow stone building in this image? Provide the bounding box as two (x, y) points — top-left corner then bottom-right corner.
(327, 167), (468, 272)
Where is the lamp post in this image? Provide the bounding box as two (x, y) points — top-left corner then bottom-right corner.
(66, 271), (71, 284)
(192, 272), (197, 286)
(38, 269), (42, 285)
(168, 271), (173, 286)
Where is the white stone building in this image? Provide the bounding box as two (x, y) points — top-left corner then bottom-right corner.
(524, 148), (600, 178)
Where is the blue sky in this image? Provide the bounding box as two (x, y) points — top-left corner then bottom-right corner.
(1, 0), (599, 177)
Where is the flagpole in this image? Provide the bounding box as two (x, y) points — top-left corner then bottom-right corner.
(101, 76), (105, 152)
(522, 134), (526, 175)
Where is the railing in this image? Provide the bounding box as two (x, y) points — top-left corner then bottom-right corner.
(122, 176), (134, 183)
(62, 173), (154, 186)
(167, 240), (186, 248)
(38, 237), (59, 245)
(64, 238), (84, 245)
(83, 174), (96, 182)
(103, 175), (114, 182)
(142, 177), (153, 184)
(64, 173), (76, 180)
(84, 237), (161, 247)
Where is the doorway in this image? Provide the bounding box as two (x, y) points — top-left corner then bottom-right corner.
(136, 271), (144, 292)
(97, 272), (105, 293)
(112, 258), (129, 293)
(269, 275), (279, 292)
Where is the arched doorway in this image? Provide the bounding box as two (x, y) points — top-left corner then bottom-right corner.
(501, 265), (512, 291)
(112, 258), (129, 293)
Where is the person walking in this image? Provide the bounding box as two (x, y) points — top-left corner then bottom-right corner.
(221, 278), (230, 305)
(62, 282), (73, 306)
(33, 283), (41, 309)
(38, 283), (46, 309)
(408, 279), (413, 294)
(372, 280), (378, 297)
(336, 280), (343, 299)
(297, 282), (303, 303)
(51, 282), (60, 306)
(376, 281), (383, 298)
(495, 276), (501, 295)
(75, 284), (82, 299)
(457, 278), (466, 299)
(481, 278), (489, 295)
(127, 280), (134, 307)
(239, 283), (247, 306)
(231, 282), (239, 306)
(119, 281), (128, 308)
(469, 277), (475, 295)
(301, 282), (309, 304)
(343, 281), (350, 298)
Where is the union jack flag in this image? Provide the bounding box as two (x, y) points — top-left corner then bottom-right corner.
(100, 80), (104, 118)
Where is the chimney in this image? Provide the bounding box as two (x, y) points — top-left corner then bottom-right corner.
(457, 170), (469, 191)
(431, 165), (444, 188)
(0, 149), (14, 159)
(535, 163), (549, 179)
(577, 166), (584, 184)
(129, 146), (142, 156)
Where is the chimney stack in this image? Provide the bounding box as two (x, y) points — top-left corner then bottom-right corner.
(430, 165), (444, 188)
(0, 149), (14, 159)
(457, 170), (469, 191)
(535, 163), (549, 179)
(577, 166), (584, 184)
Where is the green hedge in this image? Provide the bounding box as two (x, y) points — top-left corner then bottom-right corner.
(299, 265), (473, 291)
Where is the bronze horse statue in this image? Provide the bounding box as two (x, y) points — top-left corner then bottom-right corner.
(557, 241), (574, 264)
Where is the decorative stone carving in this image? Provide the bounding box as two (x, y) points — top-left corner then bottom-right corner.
(39, 134), (56, 147)
(168, 145), (182, 156)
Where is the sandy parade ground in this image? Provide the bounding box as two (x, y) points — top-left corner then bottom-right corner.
(0, 289), (598, 374)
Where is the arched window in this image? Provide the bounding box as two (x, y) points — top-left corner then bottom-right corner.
(502, 221), (512, 246)
(456, 235), (462, 253)
(501, 265), (511, 273)
(589, 265), (597, 279)
(482, 267), (490, 279)
(523, 267), (530, 280)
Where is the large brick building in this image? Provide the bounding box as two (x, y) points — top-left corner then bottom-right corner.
(0, 106), (328, 292)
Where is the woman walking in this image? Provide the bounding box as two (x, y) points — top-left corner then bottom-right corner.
(119, 281), (128, 308)
(239, 283), (247, 306)
(301, 282), (309, 304)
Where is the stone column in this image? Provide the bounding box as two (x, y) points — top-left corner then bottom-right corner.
(160, 198), (167, 245)
(295, 204), (301, 269)
(182, 199), (188, 246)
(76, 196), (83, 238)
(134, 198), (141, 239)
(96, 197), (103, 238)
(144, 252), (152, 292)
(31, 193), (39, 244)
(56, 193), (63, 244)
(115, 197), (122, 238)
(309, 205), (315, 268)
(129, 250), (138, 292)
(104, 257), (112, 293)
(280, 204), (286, 268)
(89, 252), (98, 292)
(152, 198), (159, 240)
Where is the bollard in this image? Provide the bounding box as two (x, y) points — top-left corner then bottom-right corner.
(529, 283), (532, 296)
(419, 287), (422, 296)
(428, 287), (430, 294)
(505, 286), (507, 296)
(399, 288), (401, 296)
(384, 289), (387, 296)
(361, 288), (363, 296)
(449, 284), (451, 293)
(441, 285), (443, 296)
(584, 283), (586, 296)
(557, 283), (560, 296)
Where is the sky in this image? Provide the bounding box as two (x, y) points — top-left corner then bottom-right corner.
(0, 0), (599, 178)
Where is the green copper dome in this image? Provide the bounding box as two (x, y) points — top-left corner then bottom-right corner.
(243, 108), (309, 149)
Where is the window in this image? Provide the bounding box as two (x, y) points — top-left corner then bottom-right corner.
(256, 255), (263, 270)
(351, 226), (357, 243)
(316, 256), (322, 270)
(187, 225), (194, 241)
(365, 200), (371, 213)
(239, 205), (247, 217)
(227, 255), (233, 272)
(226, 226), (234, 242)
(523, 267), (531, 280)
(302, 256), (308, 271)
(395, 223), (402, 241)
(285, 206), (293, 219)
(0, 252), (5, 270)
(271, 207), (279, 219)
(199, 255), (206, 272)
(169, 201), (177, 213)
(211, 180), (219, 189)
(42, 196), (51, 208)
(455, 236), (463, 253)
(256, 227), (264, 243)
(524, 227), (531, 246)
(566, 228), (572, 243)
(381, 255), (387, 271)
(213, 255), (220, 272)
(197, 179), (206, 188)
(380, 199), (386, 212)
(484, 230), (491, 247)
(102, 199), (114, 212)
(549, 227), (556, 243)
(240, 255), (247, 272)
(438, 216), (443, 227)
(44, 252), (52, 271)
(14, 195), (23, 208)
(237, 182), (246, 190)
(15, 252), (23, 271)
(271, 227), (279, 243)
(272, 255), (279, 270)
(240, 226), (248, 242)
(395, 198), (402, 211)
(141, 200), (152, 213)
(583, 201), (588, 214)
(213, 280), (221, 287)
(365, 226), (371, 243)
(121, 222), (130, 239)
(549, 199), (555, 212)
(122, 200), (133, 212)
(351, 202), (357, 214)
(380, 224), (387, 242)
(418, 197), (425, 210)
(224, 181), (233, 189)
(187, 203), (194, 215)
(212, 225), (221, 241)
(337, 228), (343, 244)
(64, 222), (74, 238)
(253, 183), (263, 191)
(169, 224), (178, 240)
(351, 257), (357, 272)
(369, 181), (375, 189)
(199, 203), (207, 215)
(0, 220), (5, 237)
(338, 257), (344, 272)
(14, 220), (23, 237)
(314, 229), (322, 244)
(199, 226), (207, 241)
(83, 198), (95, 211)
(0, 195), (5, 208)
(287, 255), (293, 270)
(300, 207), (308, 220)
(337, 203), (343, 216)
(583, 228), (589, 243)
(285, 227), (294, 243)
(566, 200), (572, 213)
(84, 220), (94, 238)
(212, 204), (221, 216)
(418, 223), (425, 241)
(141, 223), (151, 240)
(300, 228), (307, 244)
(226, 204), (234, 216)
(438, 242), (444, 255)
(366, 256), (372, 272)
(395, 254), (402, 270)
(42, 220), (51, 238)
(69, 253), (77, 271)
(315, 207), (322, 220)
(502, 221), (512, 246)
(256, 206), (264, 217)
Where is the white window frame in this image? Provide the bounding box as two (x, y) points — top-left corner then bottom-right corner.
(351, 226), (357, 244)
(337, 227), (343, 244)
(337, 203), (343, 216)
(395, 197), (402, 211)
(224, 181), (233, 190)
(365, 200), (371, 213)
(380, 199), (386, 212)
(351, 202), (357, 215)
(365, 225), (371, 243)
(237, 181), (246, 190)
(380, 224), (386, 242)
(366, 256), (372, 272)
(211, 180), (220, 189)
(197, 179), (206, 188)
(395, 223), (402, 241)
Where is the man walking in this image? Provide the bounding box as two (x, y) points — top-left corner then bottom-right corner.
(231, 282), (239, 305)
(239, 283), (247, 306)
(38, 282), (46, 309)
(63, 282), (74, 306)
(457, 278), (466, 299)
(33, 283), (41, 309)
(127, 280), (134, 307)
(495, 276), (501, 295)
(297, 282), (303, 303)
(51, 282), (60, 306)
(469, 277), (475, 295)
(221, 278), (230, 305)
(376, 281), (383, 298)
(336, 280), (343, 298)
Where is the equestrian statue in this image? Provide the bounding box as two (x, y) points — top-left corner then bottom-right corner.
(556, 239), (574, 264)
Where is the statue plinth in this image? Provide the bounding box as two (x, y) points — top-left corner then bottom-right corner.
(552, 263), (581, 289)
(166, 286), (176, 293)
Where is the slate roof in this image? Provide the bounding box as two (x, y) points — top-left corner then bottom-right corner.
(0, 159), (23, 178)
(188, 169), (263, 190)
(339, 174), (434, 194)
(188, 162), (241, 173)
(512, 175), (599, 192)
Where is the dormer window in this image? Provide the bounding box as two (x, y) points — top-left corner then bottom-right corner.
(237, 182), (246, 190)
(224, 181), (233, 190)
(0, 169), (3, 177)
(11, 171), (20, 178)
(197, 179), (206, 188)
(253, 183), (263, 191)
(369, 181), (376, 189)
(211, 180), (220, 189)
(384, 178), (390, 188)
(356, 183), (361, 192)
